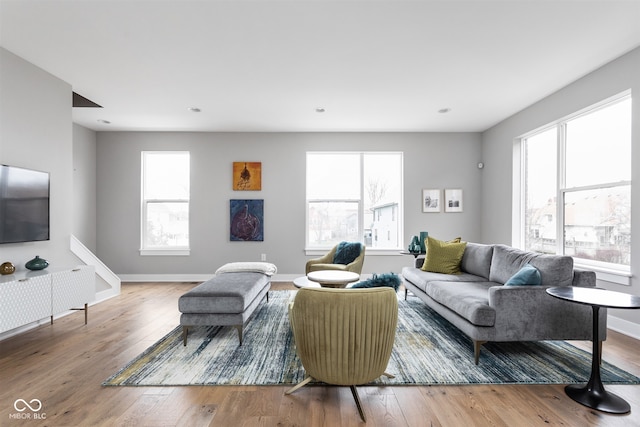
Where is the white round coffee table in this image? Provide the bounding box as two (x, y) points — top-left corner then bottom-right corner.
(306, 270), (360, 288)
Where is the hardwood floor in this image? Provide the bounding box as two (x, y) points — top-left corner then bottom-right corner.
(0, 282), (639, 427)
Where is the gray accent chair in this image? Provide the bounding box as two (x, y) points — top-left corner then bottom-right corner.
(402, 243), (606, 364)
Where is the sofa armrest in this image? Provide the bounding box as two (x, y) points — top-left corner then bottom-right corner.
(488, 285), (606, 341)
(305, 247), (337, 274)
(573, 269), (596, 287)
(489, 285), (553, 308)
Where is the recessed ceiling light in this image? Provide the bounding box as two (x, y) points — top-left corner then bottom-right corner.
(187, 107), (201, 113)
(438, 108), (451, 114)
(97, 119), (111, 124)
(315, 107), (325, 113)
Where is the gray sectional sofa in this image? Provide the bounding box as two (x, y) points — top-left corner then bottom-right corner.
(401, 243), (607, 364)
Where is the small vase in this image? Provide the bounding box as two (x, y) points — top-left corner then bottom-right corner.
(408, 236), (421, 253)
(1, 262), (15, 275)
(26, 256), (48, 271)
(419, 231), (429, 253)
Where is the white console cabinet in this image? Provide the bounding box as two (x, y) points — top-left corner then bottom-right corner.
(0, 266), (95, 334)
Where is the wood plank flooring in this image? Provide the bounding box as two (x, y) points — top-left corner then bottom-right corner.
(0, 282), (638, 426)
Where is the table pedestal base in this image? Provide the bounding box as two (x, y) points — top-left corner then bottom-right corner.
(565, 383), (630, 414)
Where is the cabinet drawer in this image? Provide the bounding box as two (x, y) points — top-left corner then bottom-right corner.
(0, 274), (51, 333)
(51, 267), (94, 315)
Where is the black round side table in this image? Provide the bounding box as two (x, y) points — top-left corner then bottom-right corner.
(546, 286), (640, 414)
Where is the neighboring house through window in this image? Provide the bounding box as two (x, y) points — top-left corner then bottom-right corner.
(519, 93), (631, 276)
(140, 151), (190, 255)
(306, 152), (403, 252)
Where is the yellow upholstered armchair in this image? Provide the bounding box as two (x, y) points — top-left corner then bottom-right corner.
(285, 287), (398, 422)
(305, 242), (365, 275)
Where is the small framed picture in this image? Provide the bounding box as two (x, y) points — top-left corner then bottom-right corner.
(445, 189), (463, 212)
(233, 162), (262, 191)
(422, 189), (441, 213)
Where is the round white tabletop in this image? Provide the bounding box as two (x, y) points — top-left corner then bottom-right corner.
(306, 270), (360, 288)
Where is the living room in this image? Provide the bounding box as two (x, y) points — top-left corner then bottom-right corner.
(1, 1), (640, 425)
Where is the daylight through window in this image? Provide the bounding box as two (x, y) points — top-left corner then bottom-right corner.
(521, 95), (631, 270)
(306, 152), (403, 250)
(141, 151), (190, 254)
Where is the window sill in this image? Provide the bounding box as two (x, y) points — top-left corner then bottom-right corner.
(140, 248), (190, 256)
(574, 262), (631, 286)
(305, 248), (403, 256)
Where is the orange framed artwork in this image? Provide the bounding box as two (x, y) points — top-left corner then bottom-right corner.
(233, 162), (262, 191)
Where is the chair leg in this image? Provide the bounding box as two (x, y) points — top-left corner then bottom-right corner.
(285, 376), (313, 395)
(350, 385), (366, 422)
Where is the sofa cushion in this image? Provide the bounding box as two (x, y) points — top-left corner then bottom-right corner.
(460, 243), (494, 279)
(489, 245), (573, 287)
(402, 267), (486, 293)
(505, 263), (542, 286)
(422, 236), (467, 274)
(426, 281), (497, 326)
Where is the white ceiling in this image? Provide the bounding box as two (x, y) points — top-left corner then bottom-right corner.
(1, 0), (639, 133)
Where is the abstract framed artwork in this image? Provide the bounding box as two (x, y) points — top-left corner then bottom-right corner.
(230, 199), (264, 241)
(233, 162), (262, 191)
(445, 189), (463, 213)
(422, 189), (441, 213)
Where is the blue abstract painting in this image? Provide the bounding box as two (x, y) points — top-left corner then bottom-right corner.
(230, 199), (264, 241)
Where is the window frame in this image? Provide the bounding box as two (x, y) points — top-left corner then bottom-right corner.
(517, 92), (631, 281)
(305, 151), (404, 255)
(140, 151), (191, 256)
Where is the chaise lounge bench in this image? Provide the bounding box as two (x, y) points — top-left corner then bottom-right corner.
(178, 262), (277, 345)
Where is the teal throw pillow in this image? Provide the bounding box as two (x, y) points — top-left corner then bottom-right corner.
(333, 242), (361, 265)
(505, 263), (542, 286)
(350, 273), (401, 291)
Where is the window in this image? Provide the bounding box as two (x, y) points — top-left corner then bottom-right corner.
(141, 151), (190, 255)
(306, 152), (403, 251)
(521, 95), (631, 271)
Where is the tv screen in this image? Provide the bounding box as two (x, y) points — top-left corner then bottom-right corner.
(0, 164), (50, 244)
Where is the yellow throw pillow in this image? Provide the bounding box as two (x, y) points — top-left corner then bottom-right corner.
(421, 236), (467, 274)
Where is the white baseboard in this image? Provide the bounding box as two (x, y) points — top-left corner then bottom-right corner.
(117, 273), (374, 283)
(94, 288), (120, 303)
(117, 273), (307, 282)
(607, 314), (640, 340)
(118, 274), (215, 282)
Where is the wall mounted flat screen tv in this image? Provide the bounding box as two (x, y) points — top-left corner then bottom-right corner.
(0, 164), (50, 244)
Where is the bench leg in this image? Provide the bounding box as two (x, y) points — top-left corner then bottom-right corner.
(474, 340), (487, 365)
(235, 325), (243, 345)
(183, 326), (189, 346)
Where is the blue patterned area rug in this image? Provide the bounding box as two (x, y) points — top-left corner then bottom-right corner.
(103, 290), (639, 386)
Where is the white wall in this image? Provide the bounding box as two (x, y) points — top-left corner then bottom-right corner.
(481, 46), (640, 332)
(96, 132), (483, 279)
(72, 124), (97, 252)
(0, 47), (79, 272)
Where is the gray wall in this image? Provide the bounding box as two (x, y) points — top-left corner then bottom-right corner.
(481, 46), (640, 329)
(72, 124), (97, 252)
(0, 47), (79, 271)
(96, 132), (483, 277)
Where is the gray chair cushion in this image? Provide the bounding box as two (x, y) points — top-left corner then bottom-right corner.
(178, 272), (269, 314)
